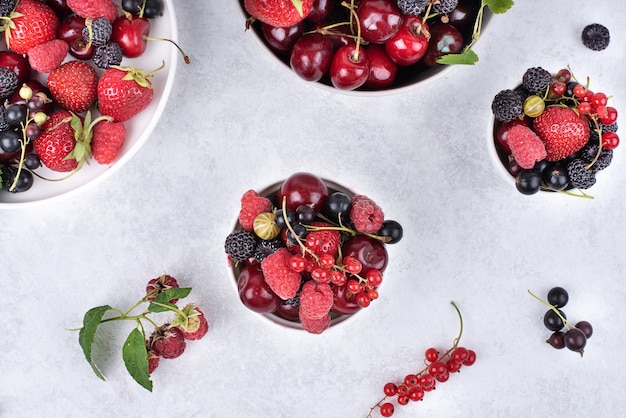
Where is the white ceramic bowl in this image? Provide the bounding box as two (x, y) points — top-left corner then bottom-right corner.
(0, 0), (179, 208)
(229, 177), (389, 332)
(238, 0), (492, 96)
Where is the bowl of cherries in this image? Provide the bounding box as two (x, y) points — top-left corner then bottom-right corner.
(239, 0), (509, 94)
(224, 172), (403, 334)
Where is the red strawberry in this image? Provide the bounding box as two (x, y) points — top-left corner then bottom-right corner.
(66, 0), (119, 23)
(97, 65), (155, 122)
(47, 61), (98, 113)
(533, 106), (590, 161)
(244, 0), (314, 27)
(92, 120), (126, 164)
(3, 0), (59, 55)
(148, 324), (186, 359)
(33, 110), (81, 172)
(174, 304), (209, 341)
(305, 222), (341, 257)
(27, 39), (69, 73)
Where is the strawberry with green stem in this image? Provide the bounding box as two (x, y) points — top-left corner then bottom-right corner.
(244, 0), (314, 28)
(1, 0), (59, 55)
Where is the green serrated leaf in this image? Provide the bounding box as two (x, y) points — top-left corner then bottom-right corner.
(148, 300), (179, 313)
(437, 48), (479, 65)
(122, 328), (153, 392)
(485, 0), (514, 14)
(148, 288), (192, 312)
(78, 305), (112, 381)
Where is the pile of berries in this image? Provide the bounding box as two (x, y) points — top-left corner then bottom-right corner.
(224, 172), (403, 334)
(367, 302), (476, 417)
(76, 274), (209, 391)
(528, 287), (593, 356)
(492, 67), (619, 197)
(242, 0), (510, 91)
(0, 0), (186, 196)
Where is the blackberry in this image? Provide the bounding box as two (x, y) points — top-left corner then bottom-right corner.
(224, 230), (257, 262)
(432, 0), (458, 14)
(0, 106), (8, 132)
(0, 165), (17, 191)
(254, 239), (283, 263)
(0, 67), (19, 100)
(601, 122), (618, 133)
(0, 165), (33, 193)
(0, 0), (16, 17)
(82, 17), (112, 47)
(567, 159), (596, 189)
(93, 42), (123, 69)
(522, 67), (552, 94)
(491, 89), (523, 122)
(581, 143), (613, 172)
(396, 0), (428, 15)
(581, 23), (610, 51)
(285, 292), (300, 307)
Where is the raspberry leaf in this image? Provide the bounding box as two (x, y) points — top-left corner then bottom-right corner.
(148, 287), (192, 312)
(122, 328), (153, 392)
(78, 305), (113, 380)
(485, 0), (514, 14)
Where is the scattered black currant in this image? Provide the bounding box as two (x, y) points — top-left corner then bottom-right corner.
(296, 204), (315, 224)
(564, 328), (587, 355)
(275, 208), (295, 229)
(325, 191), (351, 216)
(575, 321), (593, 338)
(377, 220), (403, 244)
(546, 331), (565, 349)
(516, 170), (542, 195)
(547, 286), (569, 308)
(543, 309), (566, 332)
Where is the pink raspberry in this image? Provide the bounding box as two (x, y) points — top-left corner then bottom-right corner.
(146, 274), (180, 303)
(350, 195), (384, 233)
(507, 124), (548, 169)
(146, 349), (160, 374)
(27, 39), (69, 73)
(148, 325), (186, 359)
(175, 305), (209, 341)
(238, 189), (272, 230)
(299, 281), (334, 319)
(299, 311), (331, 334)
(66, 0), (118, 22)
(261, 248), (302, 299)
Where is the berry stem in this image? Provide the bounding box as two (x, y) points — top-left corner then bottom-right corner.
(340, 1), (362, 60)
(527, 289), (575, 329)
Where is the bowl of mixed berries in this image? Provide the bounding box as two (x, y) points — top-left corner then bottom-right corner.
(490, 66), (619, 197)
(0, 0), (184, 206)
(224, 172), (403, 334)
(239, 0), (511, 94)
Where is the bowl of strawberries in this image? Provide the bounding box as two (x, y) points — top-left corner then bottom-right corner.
(239, 0), (510, 94)
(0, 0), (183, 206)
(224, 172), (404, 334)
(490, 66), (619, 197)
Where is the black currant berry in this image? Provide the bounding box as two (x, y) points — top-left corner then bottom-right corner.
(542, 166), (568, 191)
(325, 192), (351, 216)
(296, 205), (315, 224)
(286, 223), (308, 242)
(575, 321), (593, 338)
(275, 208), (295, 229)
(564, 328), (587, 355)
(143, 0), (164, 18)
(377, 220), (403, 244)
(5, 104), (27, 126)
(24, 153), (41, 170)
(0, 130), (21, 153)
(532, 159), (551, 174)
(543, 309), (566, 331)
(515, 170), (541, 195)
(546, 331), (565, 349)
(547, 287), (569, 308)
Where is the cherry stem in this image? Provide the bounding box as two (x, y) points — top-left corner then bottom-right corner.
(527, 289), (575, 330)
(281, 197), (321, 263)
(144, 36), (191, 64)
(340, 1), (362, 60)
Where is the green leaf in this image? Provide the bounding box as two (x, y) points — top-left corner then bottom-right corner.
(78, 305), (112, 381)
(122, 328), (153, 392)
(290, 0), (304, 17)
(485, 0), (514, 14)
(147, 300), (179, 313)
(436, 48), (479, 65)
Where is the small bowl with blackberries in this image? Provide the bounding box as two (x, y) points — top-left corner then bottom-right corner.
(490, 66), (619, 198)
(238, 0), (509, 94)
(223, 172), (403, 334)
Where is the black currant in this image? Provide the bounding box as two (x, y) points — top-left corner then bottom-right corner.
(547, 286), (569, 308)
(143, 0), (164, 18)
(515, 170), (541, 195)
(275, 208), (295, 229)
(121, 0), (142, 14)
(296, 205), (315, 224)
(286, 223), (307, 241)
(575, 321), (593, 339)
(377, 220), (403, 244)
(325, 192), (351, 216)
(532, 159), (551, 174)
(0, 130), (21, 153)
(8, 168), (34, 193)
(542, 166), (568, 191)
(24, 153), (41, 170)
(543, 308), (566, 331)
(564, 328), (587, 354)
(5, 104), (27, 126)
(546, 331), (565, 349)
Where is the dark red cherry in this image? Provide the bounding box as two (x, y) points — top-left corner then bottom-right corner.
(111, 15), (150, 58)
(384, 18), (429, 66)
(57, 15), (95, 60)
(47, 0), (73, 17)
(331, 283), (361, 315)
(447, 0), (479, 30)
(289, 33), (334, 82)
(276, 301), (300, 321)
(342, 235), (388, 275)
(0, 51), (31, 84)
(278, 172), (329, 212)
(357, 0), (402, 44)
(494, 118), (529, 155)
(307, 0), (334, 22)
(237, 266), (280, 314)
(364, 44), (397, 89)
(329, 44), (370, 90)
(423, 23), (464, 66)
(262, 21), (305, 55)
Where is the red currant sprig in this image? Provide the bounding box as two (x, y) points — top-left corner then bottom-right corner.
(366, 301), (476, 417)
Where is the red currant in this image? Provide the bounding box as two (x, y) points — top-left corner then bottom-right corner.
(397, 395), (410, 405)
(591, 92), (608, 108)
(383, 382), (397, 396)
(366, 269), (383, 287)
(595, 105), (608, 119)
(573, 84), (587, 98)
(311, 267), (330, 283)
(418, 374), (436, 391)
(355, 291), (371, 307)
(330, 270), (346, 286)
(577, 102), (592, 115)
(550, 81), (566, 96)
(602, 132), (619, 150)
(582, 89), (594, 103)
(463, 349), (477, 366)
(289, 255), (307, 272)
(600, 106), (618, 125)
(451, 347), (469, 363)
(435, 371), (450, 383)
(368, 289), (379, 300)
(319, 254), (335, 269)
(446, 359), (461, 373)
(379, 402), (394, 417)
(427, 361), (447, 377)
(556, 68), (571, 82)
(347, 279), (363, 293)
(408, 387), (424, 402)
(404, 374), (418, 387)
(343, 256), (362, 274)
(396, 384), (409, 395)
(424, 347), (439, 363)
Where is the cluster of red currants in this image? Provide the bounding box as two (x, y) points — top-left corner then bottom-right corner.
(367, 302), (476, 417)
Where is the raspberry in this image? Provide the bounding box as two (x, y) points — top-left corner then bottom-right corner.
(147, 349), (160, 374)
(299, 311), (331, 334)
(491, 89), (523, 123)
(261, 247), (302, 299)
(66, 0), (118, 23)
(522, 67), (552, 94)
(506, 125), (547, 169)
(238, 189), (272, 230)
(298, 281), (333, 319)
(581, 23), (610, 51)
(92, 119), (126, 164)
(175, 305), (209, 341)
(350, 195), (384, 234)
(148, 325), (186, 359)
(27, 39), (69, 73)
(225, 230), (257, 262)
(146, 274), (180, 303)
